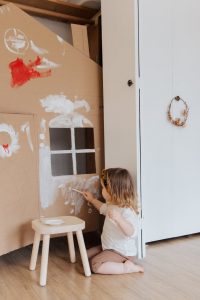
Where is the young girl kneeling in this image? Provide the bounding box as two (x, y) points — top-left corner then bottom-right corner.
(82, 168), (144, 275)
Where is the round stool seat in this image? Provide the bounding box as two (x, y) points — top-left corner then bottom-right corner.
(32, 216), (85, 234)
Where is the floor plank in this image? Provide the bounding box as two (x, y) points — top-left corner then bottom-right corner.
(0, 234), (200, 300)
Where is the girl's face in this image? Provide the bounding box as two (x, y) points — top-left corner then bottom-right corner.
(101, 180), (111, 202)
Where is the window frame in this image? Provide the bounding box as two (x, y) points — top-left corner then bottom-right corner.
(50, 127), (96, 176)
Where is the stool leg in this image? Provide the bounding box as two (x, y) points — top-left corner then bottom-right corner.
(40, 234), (50, 286)
(67, 232), (76, 263)
(76, 230), (91, 277)
(29, 232), (40, 271)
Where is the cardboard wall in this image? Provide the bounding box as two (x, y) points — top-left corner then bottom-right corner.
(0, 3), (103, 255)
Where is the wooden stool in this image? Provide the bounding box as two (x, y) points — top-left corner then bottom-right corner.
(29, 216), (91, 286)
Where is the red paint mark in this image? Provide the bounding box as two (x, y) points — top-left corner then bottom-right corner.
(9, 56), (51, 87)
(2, 144), (9, 153)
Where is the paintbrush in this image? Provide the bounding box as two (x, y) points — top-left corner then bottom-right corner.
(71, 188), (84, 195)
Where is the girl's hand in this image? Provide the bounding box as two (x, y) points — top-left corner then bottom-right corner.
(107, 209), (122, 222)
(82, 191), (95, 204)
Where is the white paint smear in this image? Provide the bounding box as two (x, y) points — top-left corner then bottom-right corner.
(57, 35), (64, 43)
(40, 119), (46, 133)
(40, 95), (90, 114)
(49, 113), (92, 127)
(40, 94), (92, 127)
(39, 119), (46, 142)
(39, 133), (45, 140)
(70, 208), (75, 214)
(56, 35), (66, 56)
(30, 40), (48, 55)
(60, 176), (100, 215)
(36, 57), (59, 69)
(0, 123), (20, 158)
(4, 28), (29, 54)
(39, 145), (74, 208)
(74, 100), (90, 112)
(39, 146), (58, 208)
(21, 122), (34, 151)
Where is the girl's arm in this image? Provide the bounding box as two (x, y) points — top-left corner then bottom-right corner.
(108, 210), (135, 237)
(82, 191), (103, 212)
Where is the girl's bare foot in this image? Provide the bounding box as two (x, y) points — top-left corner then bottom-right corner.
(123, 260), (144, 273)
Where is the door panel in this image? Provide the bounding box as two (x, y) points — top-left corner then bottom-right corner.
(101, 0), (137, 174)
(0, 113), (39, 255)
(139, 0), (200, 242)
(101, 0), (144, 257)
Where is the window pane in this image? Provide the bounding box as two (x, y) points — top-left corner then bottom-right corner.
(49, 128), (71, 150)
(75, 128), (94, 149)
(76, 153), (96, 174)
(51, 154), (73, 176)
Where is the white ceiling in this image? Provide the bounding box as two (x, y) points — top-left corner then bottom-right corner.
(61, 0), (101, 9)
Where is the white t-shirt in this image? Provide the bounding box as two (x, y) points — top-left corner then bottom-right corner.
(100, 203), (139, 256)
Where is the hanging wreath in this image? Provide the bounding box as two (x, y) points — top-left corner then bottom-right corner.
(167, 96), (189, 127)
(0, 124), (20, 158)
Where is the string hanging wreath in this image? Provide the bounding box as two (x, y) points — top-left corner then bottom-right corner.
(167, 96), (189, 127)
(0, 124), (20, 158)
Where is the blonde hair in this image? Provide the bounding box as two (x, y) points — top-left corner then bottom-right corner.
(102, 168), (139, 214)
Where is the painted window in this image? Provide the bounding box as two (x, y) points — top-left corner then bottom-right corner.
(49, 128), (96, 176)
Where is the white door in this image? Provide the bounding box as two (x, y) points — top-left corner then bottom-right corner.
(101, 0), (145, 257)
(139, 0), (200, 242)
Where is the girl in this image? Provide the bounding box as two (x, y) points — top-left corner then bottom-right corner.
(82, 168), (144, 275)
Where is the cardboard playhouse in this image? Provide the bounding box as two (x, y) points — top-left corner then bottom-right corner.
(0, 3), (103, 256)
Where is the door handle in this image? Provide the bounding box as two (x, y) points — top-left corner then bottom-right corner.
(127, 80), (134, 87)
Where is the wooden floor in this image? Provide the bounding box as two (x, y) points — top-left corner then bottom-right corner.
(0, 234), (200, 300)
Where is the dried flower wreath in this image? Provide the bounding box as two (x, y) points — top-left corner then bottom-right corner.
(167, 96), (189, 127)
